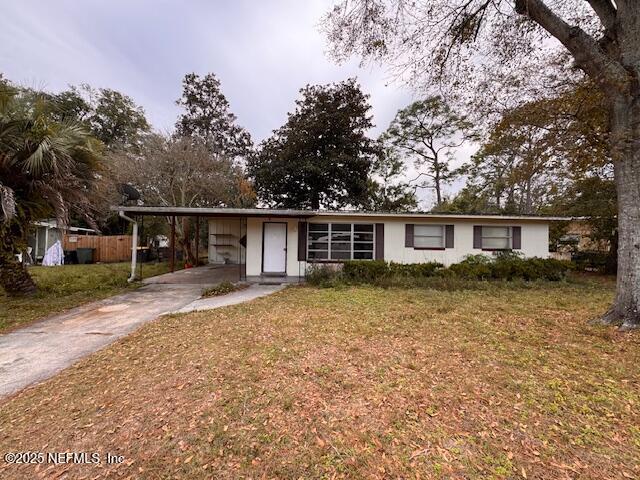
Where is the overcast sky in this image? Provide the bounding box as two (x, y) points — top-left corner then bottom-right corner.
(1, 0), (473, 206)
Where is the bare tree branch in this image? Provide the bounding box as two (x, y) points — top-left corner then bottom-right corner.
(585, 0), (617, 31)
(515, 0), (628, 91)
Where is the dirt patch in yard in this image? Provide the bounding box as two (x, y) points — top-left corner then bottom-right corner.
(0, 280), (638, 479)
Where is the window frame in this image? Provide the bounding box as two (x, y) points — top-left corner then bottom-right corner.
(412, 224), (446, 250)
(306, 222), (375, 262)
(480, 226), (513, 251)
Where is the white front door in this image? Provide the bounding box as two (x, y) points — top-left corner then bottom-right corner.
(263, 222), (287, 274)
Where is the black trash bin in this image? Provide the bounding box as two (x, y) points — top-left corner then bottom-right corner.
(136, 248), (149, 263)
(76, 247), (95, 264)
(64, 250), (79, 264)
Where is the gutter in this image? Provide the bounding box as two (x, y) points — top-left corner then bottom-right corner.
(118, 210), (138, 282)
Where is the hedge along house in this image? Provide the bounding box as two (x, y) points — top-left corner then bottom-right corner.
(113, 206), (566, 283)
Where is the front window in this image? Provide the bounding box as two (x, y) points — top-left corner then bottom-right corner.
(307, 223), (374, 261)
(481, 226), (512, 249)
(414, 224), (445, 249)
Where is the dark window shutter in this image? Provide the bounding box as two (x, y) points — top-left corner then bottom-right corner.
(297, 222), (307, 261)
(512, 226), (522, 250)
(405, 224), (414, 247)
(473, 226), (482, 249)
(445, 225), (454, 248)
(375, 223), (384, 260)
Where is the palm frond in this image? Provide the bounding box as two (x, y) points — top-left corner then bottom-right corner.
(0, 85), (103, 235)
(22, 136), (52, 175)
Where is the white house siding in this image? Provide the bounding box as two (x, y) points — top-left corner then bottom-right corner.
(381, 218), (549, 265)
(246, 217), (304, 277)
(298, 216), (549, 274)
(236, 215), (549, 278)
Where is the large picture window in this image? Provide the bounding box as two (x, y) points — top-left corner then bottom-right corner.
(481, 226), (512, 249)
(414, 225), (445, 249)
(307, 223), (374, 261)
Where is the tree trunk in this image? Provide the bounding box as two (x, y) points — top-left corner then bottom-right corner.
(524, 179), (533, 215)
(180, 217), (197, 266)
(600, 94), (640, 329)
(0, 221), (37, 296)
(433, 158), (443, 206)
(433, 169), (442, 206)
(0, 252), (37, 296)
(434, 181), (442, 205)
(311, 192), (320, 210)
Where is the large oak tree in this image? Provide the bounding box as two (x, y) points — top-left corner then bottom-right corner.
(248, 79), (378, 210)
(324, 0), (640, 329)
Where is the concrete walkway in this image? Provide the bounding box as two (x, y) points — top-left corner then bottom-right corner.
(0, 283), (285, 399)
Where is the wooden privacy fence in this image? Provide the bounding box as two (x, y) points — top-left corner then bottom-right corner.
(63, 234), (132, 263)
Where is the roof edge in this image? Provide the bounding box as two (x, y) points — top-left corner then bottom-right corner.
(110, 206), (571, 221)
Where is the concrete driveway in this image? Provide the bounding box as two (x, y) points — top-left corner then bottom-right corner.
(0, 275), (285, 399)
(0, 284), (202, 398)
(142, 264), (242, 285)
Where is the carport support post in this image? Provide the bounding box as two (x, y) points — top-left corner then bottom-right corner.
(130, 218), (138, 281)
(195, 216), (200, 266)
(170, 215), (176, 273)
(118, 210), (138, 282)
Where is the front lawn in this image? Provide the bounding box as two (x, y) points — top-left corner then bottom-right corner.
(0, 262), (171, 333)
(1, 279), (638, 479)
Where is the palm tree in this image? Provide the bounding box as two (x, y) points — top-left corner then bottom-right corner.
(0, 83), (102, 296)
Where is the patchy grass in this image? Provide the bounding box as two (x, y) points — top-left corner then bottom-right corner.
(1, 278), (639, 479)
(0, 262), (171, 333)
(202, 281), (249, 298)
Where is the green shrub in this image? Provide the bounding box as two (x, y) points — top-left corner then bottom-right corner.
(447, 255), (494, 280)
(388, 261), (443, 277)
(342, 260), (389, 282)
(446, 253), (572, 281)
(306, 255), (572, 287)
(305, 264), (342, 287)
(341, 260), (444, 281)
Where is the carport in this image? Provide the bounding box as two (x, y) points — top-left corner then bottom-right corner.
(111, 206), (313, 284)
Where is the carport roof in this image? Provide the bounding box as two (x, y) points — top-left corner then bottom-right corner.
(111, 206), (570, 222)
(112, 206), (316, 217)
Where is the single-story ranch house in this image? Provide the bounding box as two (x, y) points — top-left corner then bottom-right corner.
(114, 206), (566, 282)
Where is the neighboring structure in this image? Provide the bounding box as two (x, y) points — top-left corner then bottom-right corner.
(27, 220), (134, 264)
(28, 219), (96, 264)
(113, 206), (566, 282)
(550, 219), (612, 264)
(558, 220), (610, 252)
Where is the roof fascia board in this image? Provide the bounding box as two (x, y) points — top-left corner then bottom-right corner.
(110, 206), (570, 221)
